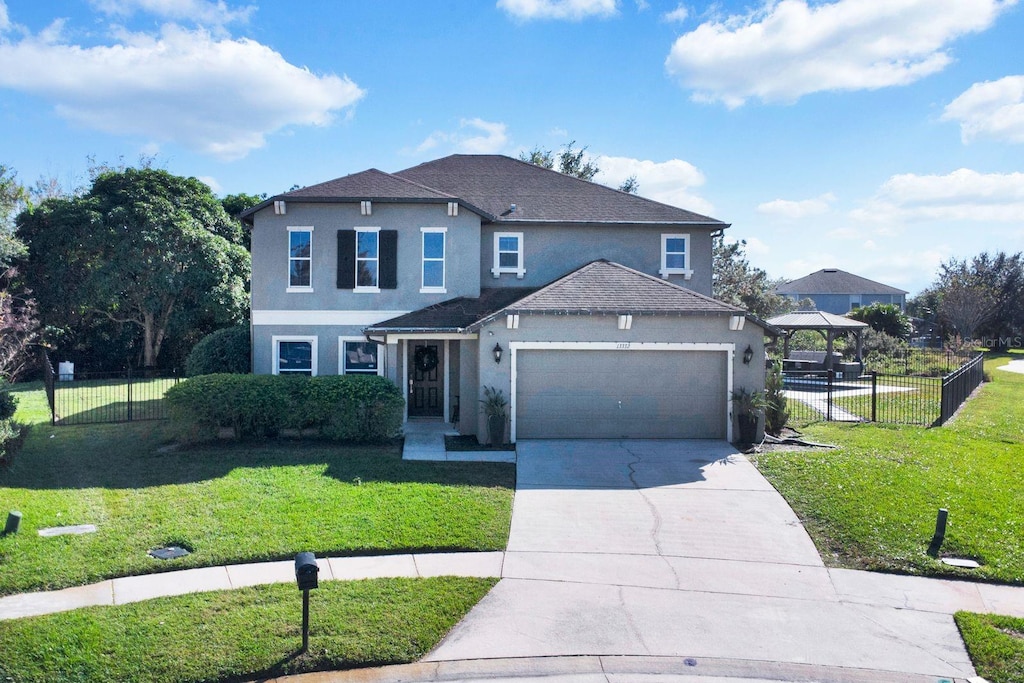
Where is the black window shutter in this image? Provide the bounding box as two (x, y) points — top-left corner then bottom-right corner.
(379, 230), (398, 289)
(337, 230), (355, 289)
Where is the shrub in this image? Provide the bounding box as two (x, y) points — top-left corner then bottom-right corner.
(0, 388), (16, 421)
(185, 325), (251, 377)
(165, 374), (403, 443)
(0, 419), (27, 466)
(764, 362), (789, 436)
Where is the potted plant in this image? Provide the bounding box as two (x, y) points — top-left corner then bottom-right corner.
(479, 386), (508, 446)
(731, 388), (770, 446)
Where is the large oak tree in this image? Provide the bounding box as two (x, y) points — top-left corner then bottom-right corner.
(16, 168), (249, 369)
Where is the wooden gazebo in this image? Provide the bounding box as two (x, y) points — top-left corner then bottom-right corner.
(766, 310), (869, 370)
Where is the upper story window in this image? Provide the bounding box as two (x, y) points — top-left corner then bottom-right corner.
(492, 231), (525, 279)
(336, 228), (397, 291)
(287, 227), (313, 291)
(659, 233), (692, 280)
(340, 338), (384, 376)
(273, 336), (317, 376)
(356, 227), (380, 291)
(421, 227), (446, 293)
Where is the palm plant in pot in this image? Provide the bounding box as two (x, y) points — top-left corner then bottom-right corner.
(731, 388), (770, 446)
(479, 386), (508, 445)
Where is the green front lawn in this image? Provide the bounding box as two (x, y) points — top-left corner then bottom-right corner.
(0, 576), (495, 683)
(0, 385), (514, 595)
(754, 351), (1024, 584)
(955, 612), (1024, 683)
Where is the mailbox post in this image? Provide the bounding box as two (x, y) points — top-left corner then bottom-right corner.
(294, 552), (319, 652)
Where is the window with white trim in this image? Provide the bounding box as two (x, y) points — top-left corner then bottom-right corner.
(659, 233), (692, 279)
(339, 338), (384, 376)
(287, 227), (313, 291)
(492, 231), (525, 278)
(273, 336), (317, 376)
(355, 228), (379, 291)
(421, 227), (446, 292)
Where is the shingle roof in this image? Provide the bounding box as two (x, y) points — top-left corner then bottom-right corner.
(766, 310), (869, 330)
(495, 259), (743, 317)
(395, 155), (726, 226)
(366, 288), (537, 333)
(239, 169), (459, 220)
(366, 260), (759, 334)
(776, 269), (908, 296)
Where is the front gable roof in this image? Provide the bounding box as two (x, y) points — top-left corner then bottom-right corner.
(395, 155), (726, 226)
(367, 260), (775, 334)
(776, 268), (908, 296)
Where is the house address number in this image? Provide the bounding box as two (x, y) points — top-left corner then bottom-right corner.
(616, 343), (631, 349)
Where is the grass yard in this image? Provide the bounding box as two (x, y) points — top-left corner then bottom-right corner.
(754, 351), (1024, 584)
(955, 612), (1024, 683)
(0, 384), (514, 595)
(0, 576), (495, 683)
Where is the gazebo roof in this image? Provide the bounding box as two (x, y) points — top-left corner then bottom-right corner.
(766, 310), (869, 331)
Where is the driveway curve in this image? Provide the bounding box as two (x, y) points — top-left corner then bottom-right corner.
(426, 440), (977, 681)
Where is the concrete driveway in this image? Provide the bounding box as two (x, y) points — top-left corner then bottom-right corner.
(426, 440), (977, 681)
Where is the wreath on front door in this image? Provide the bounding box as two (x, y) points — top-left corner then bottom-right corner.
(414, 346), (439, 373)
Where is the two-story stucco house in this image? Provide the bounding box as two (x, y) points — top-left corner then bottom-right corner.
(242, 155), (772, 443)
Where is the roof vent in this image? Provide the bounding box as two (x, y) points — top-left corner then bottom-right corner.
(823, 268), (838, 273)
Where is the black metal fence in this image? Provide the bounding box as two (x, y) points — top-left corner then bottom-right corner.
(940, 353), (985, 424)
(44, 363), (181, 426)
(782, 352), (984, 428)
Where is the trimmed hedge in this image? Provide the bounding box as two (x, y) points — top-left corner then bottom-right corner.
(165, 373), (404, 443)
(185, 325), (251, 377)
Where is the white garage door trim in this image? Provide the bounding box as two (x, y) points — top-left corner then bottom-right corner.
(509, 341), (735, 442)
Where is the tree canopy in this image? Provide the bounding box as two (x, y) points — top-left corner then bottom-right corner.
(520, 141), (638, 193)
(847, 303), (911, 338)
(712, 235), (791, 319)
(16, 168), (250, 369)
(912, 251), (1023, 348)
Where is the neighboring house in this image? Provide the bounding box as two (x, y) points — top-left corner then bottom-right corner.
(775, 268), (907, 315)
(242, 154), (772, 443)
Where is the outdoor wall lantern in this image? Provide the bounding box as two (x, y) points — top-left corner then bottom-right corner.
(493, 342), (503, 364)
(742, 345), (754, 365)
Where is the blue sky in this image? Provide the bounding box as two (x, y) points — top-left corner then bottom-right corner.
(1, 0), (1022, 296)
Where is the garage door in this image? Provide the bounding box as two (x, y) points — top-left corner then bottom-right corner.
(515, 349), (727, 439)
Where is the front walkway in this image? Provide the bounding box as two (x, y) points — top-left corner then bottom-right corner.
(401, 418), (516, 463)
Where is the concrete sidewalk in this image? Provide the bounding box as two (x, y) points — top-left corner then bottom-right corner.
(0, 552), (505, 621)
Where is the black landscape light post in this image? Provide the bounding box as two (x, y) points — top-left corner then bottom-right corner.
(294, 552), (319, 652)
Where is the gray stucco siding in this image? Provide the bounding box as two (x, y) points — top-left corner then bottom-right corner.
(472, 313), (766, 441)
(479, 224), (716, 296)
(253, 323), (397, 378)
(250, 201), (482, 313)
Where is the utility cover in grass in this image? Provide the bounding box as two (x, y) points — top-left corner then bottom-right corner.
(148, 546), (190, 560)
(941, 557), (981, 569)
(38, 524), (97, 537)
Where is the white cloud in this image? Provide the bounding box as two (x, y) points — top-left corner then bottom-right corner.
(497, 0), (618, 21)
(416, 118), (509, 155)
(942, 75), (1024, 144)
(0, 23), (364, 160)
(662, 4), (688, 23)
(0, 1), (9, 32)
(594, 155), (714, 215)
(851, 168), (1024, 223)
(197, 175), (222, 193)
(91, 0), (255, 27)
(665, 0), (1016, 108)
(757, 192), (835, 219)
